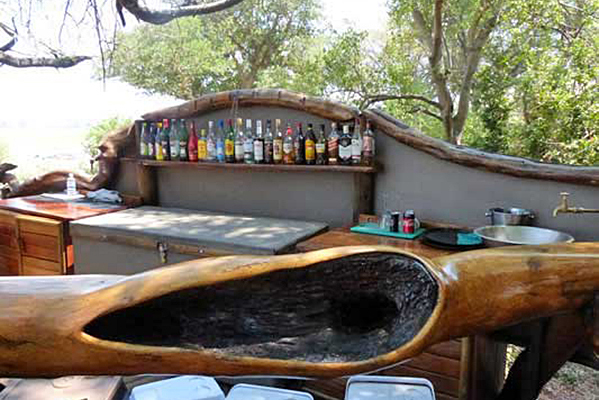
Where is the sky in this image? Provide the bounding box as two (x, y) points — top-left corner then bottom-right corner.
(0, 0), (389, 132)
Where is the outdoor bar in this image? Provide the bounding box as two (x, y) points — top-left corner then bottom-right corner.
(1, 89), (599, 400)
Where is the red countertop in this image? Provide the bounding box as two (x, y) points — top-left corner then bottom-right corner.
(0, 195), (129, 221)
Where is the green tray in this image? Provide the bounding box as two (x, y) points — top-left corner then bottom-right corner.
(350, 223), (426, 240)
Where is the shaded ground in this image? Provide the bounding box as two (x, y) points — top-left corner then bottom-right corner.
(539, 362), (599, 400)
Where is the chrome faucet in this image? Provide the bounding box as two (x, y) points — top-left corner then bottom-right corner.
(553, 192), (599, 217)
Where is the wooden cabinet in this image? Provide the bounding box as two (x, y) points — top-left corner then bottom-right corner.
(0, 210), (70, 276)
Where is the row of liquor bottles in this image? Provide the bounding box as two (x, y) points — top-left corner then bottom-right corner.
(138, 117), (375, 166)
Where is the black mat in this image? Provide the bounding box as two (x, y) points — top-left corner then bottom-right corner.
(421, 228), (485, 250)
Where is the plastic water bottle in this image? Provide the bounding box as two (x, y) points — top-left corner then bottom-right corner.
(66, 173), (77, 196)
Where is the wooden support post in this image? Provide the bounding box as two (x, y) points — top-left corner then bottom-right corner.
(463, 335), (506, 400)
(352, 173), (373, 224)
(136, 163), (157, 206)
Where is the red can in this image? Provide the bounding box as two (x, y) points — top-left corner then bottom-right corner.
(402, 210), (416, 234)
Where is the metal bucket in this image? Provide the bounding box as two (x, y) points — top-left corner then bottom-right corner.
(485, 208), (534, 226)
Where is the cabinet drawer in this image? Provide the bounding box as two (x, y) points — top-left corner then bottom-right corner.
(20, 232), (60, 262)
(18, 215), (62, 236)
(21, 256), (62, 275)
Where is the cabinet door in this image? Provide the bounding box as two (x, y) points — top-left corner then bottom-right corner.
(17, 215), (65, 275)
(0, 210), (19, 275)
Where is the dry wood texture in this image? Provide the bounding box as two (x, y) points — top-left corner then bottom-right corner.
(1, 244), (599, 378)
(6, 124), (135, 198)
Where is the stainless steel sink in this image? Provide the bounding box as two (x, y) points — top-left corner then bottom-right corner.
(474, 225), (575, 247)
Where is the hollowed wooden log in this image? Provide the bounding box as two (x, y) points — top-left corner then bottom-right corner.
(1, 244), (599, 378)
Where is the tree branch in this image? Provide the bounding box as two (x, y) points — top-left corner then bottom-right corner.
(412, 10), (433, 53)
(117, 0), (246, 25)
(363, 94), (442, 110)
(0, 51), (90, 68)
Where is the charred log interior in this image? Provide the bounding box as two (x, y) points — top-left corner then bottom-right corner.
(84, 252), (438, 362)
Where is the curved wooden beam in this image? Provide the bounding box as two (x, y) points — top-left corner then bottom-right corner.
(1, 244), (599, 378)
(7, 124), (135, 198)
(142, 89), (360, 122)
(364, 108), (599, 186)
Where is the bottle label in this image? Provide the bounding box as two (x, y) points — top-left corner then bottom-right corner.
(339, 142), (352, 160)
(170, 142), (179, 158)
(148, 144), (155, 158)
(254, 141), (264, 161)
(217, 141), (225, 159)
(316, 143), (325, 154)
(235, 143), (244, 160)
(305, 140), (315, 160)
(363, 137), (374, 153)
(328, 138), (339, 155)
(264, 143), (273, 162)
(225, 139), (234, 156)
(179, 141), (188, 158)
(244, 139), (253, 153)
(140, 142), (147, 157)
(156, 144), (163, 161)
(198, 141), (207, 160)
(207, 140), (216, 157)
(283, 142), (293, 155)
(161, 141), (169, 157)
(273, 140), (283, 160)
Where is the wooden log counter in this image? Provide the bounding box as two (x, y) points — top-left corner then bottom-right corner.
(295, 228), (492, 400)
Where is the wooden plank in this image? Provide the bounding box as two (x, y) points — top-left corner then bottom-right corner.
(404, 352), (462, 379)
(124, 158), (377, 174)
(21, 256), (62, 274)
(427, 340), (463, 360)
(18, 215), (62, 236)
(0, 232), (17, 249)
(20, 232), (59, 261)
(0, 252), (19, 276)
(136, 163), (158, 206)
(352, 172), (374, 224)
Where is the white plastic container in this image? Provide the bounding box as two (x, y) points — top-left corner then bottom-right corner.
(129, 376), (224, 400)
(225, 383), (314, 400)
(345, 375), (436, 400)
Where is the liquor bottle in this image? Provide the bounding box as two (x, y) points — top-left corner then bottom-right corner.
(207, 120), (217, 162)
(305, 123), (316, 165)
(254, 119), (264, 164)
(234, 118), (245, 163)
(225, 119), (235, 163)
(148, 123), (156, 160)
(139, 122), (149, 158)
(198, 128), (208, 162)
(244, 119), (254, 164)
(155, 121), (164, 161)
(328, 122), (339, 165)
(283, 123), (295, 164)
(264, 119), (274, 164)
(178, 119), (189, 161)
(169, 119), (180, 161)
(216, 119), (226, 163)
(273, 119), (283, 164)
(316, 123), (327, 165)
(362, 119), (375, 166)
(160, 118), (171, 161)
(294, 122), (305, 165)
(188, 121), (198, 162)
(351, 119), (362, 165)
(339, 124), (352, 165)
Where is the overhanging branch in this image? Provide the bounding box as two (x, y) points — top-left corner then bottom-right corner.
(0, 51), (90, 68)
(117, 0), (246, 25)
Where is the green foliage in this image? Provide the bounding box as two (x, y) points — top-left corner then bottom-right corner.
(109, 0), (321, 99)
(82, 117), (131, 173)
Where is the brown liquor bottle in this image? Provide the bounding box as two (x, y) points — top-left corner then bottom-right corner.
(327, 122), (339, 165)
(305, 123), (316, 165)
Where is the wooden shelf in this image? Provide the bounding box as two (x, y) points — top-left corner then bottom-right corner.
(122, 158), (378, 174)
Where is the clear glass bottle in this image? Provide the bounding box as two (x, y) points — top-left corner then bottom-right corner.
(234, 118), (245, 163)
(273, 119), (284, 164)
(254, 119), (264, 164)
(244, 119), (254, 164)
(339, 124), (352, 165)
(264, 119), (274, 164)
(216, 119), (226, 163)
(351, 118), (363, 165)
(206, 120), (217, 162)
